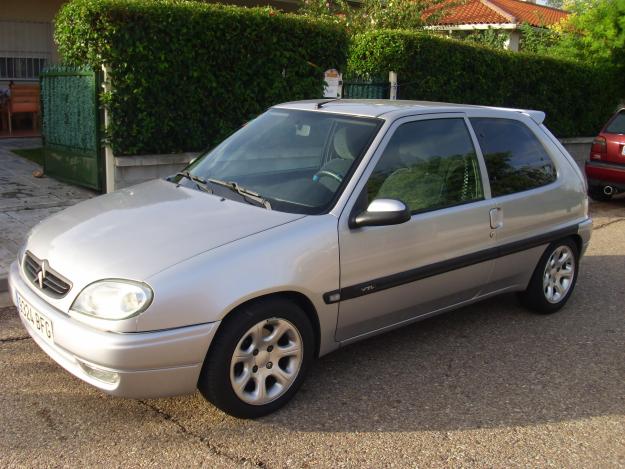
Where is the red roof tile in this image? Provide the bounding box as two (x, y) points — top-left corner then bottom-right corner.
(491, 0), (568, 26)
(429, 0), (568, 27)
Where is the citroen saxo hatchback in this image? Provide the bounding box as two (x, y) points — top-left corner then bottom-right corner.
(9, 100), (592, 418)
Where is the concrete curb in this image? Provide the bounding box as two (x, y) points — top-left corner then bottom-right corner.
(559, 137), (594, 144)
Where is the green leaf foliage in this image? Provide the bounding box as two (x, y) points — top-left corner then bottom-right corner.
(550, 0), (625, 66)
(297, 0), (450, 36)
(518, 23), (561, 55)
(454, 28), (509, 50)
(40, 65), (98, 153)
(348, 30), (623, 137)
(55, 0), (348, 155)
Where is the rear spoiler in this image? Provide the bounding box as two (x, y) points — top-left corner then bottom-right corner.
(519, 110), (546, 125)
(486, 106), (546, 125)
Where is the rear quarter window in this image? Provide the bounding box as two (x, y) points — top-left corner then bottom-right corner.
(605, 111), (625, 134)
(470, 118), (557, 197)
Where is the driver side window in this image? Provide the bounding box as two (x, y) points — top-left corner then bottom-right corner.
(367, 118), (484, 213)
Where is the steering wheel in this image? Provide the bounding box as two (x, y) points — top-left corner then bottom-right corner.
(313, 170), (343, 184)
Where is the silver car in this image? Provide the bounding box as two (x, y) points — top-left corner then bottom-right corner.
(9, 100), (592, 418)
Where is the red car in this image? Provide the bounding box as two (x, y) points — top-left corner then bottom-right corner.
(586, 108), (625, 200)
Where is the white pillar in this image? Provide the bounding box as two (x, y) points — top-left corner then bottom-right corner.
(389, 71), (398, 100)
(505, 30), (521, 52)
(101, 65), (115, 193)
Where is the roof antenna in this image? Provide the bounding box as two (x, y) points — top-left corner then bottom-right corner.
(316, 98), (340, 109)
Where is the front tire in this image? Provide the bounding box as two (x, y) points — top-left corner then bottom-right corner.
(198, 298), (314, 419)
(518, 239), (579, 314)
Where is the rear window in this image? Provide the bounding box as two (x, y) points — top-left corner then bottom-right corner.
(470, 118), (557, 197)
(605, 111), (625, 134)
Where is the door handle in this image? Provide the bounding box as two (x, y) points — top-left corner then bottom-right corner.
(489, 208), (503, 229)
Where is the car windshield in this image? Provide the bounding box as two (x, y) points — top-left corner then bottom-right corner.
(183, 109), (382, 214)
(605, 111), (625, 134)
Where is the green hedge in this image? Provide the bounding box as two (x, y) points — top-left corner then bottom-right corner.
(55, 0), (348, 155)
(348, 30), (624, 137)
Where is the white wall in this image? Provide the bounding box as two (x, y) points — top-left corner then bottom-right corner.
(0, 0), (68, 85)
(0, 20), (55, 86)
(504, 30), (521, 52)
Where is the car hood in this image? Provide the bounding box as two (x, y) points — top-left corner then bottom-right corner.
(25, 179), (305, 283)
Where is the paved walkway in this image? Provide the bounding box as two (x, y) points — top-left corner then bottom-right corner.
(0, 138), (95, 289)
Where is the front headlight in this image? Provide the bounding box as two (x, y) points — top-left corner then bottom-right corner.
(70, 280), (153, 320)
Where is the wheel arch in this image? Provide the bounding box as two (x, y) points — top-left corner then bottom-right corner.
(539, 234), (583, 259)
(568, 234), (583, 256)
(212, 290), (322, 358)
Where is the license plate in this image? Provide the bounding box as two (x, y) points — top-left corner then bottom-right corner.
(17, 293), (54, 345)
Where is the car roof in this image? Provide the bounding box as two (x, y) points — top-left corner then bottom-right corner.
(273, 99), (546, 125)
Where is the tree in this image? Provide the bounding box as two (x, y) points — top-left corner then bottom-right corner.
(549, 0), (625, 65)
(455, 28), (510, 50)
(298, 0), (450, 35)
(518, 23), (561, 54)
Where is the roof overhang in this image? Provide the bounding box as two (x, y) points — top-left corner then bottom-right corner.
(427, 23), (519, 30)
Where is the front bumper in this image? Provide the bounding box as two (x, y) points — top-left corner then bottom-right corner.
(8, 261), (219, 398)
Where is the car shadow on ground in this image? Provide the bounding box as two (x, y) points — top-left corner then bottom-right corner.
(261, 254), (625, 432)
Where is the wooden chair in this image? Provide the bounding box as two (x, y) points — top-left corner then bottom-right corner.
(0, 95), (8, 134)
(8, 83), (40, 135)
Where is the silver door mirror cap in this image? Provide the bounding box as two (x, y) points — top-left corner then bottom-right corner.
(350, 198), (411, 228)
(367, 198), (407, 213)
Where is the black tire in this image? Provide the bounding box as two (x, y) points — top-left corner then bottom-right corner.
(518, 238), (579, 314)
(198, 297), (314, 419)
(588, 185), (612, 201)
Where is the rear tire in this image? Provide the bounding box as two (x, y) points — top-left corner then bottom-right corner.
(198, 297), (314, 419)
(588, 185), (612, 201)
(518, 238), (579, 314)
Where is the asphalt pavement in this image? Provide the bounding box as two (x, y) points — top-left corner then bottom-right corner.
(1, 199), (624, 468)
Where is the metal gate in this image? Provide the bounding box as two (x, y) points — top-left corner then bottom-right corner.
(342, 77), (390, 99)
(40, 66), (103, 191)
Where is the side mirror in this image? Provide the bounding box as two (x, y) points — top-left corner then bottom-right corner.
(350, 198), (411, 228)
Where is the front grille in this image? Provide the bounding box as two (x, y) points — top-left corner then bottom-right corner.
(23, 251), (72, 298)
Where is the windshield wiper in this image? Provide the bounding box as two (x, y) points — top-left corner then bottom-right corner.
(176, 171), (213, 194)
(207, 178), (272, 210)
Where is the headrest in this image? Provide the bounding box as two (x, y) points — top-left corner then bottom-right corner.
(333, 127), (355, 160)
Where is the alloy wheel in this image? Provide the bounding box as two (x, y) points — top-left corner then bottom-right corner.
(229, 318), (303, 406)
(542, 245), (575, 304)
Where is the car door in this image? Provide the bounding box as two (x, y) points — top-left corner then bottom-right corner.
(468, 116), (582, 293)
(334, 114), (496, 343)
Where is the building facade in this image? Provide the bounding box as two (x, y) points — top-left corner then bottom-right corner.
(0, 0), (68, 87)
(0, 0), (300, 87)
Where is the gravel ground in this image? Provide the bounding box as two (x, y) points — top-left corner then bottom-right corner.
(1, 199), (624, 468)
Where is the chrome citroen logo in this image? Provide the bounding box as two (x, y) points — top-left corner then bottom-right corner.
(35, 260), (48, 289)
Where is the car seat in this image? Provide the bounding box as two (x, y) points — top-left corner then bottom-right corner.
(377, 144), (444, 212)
